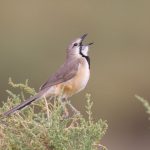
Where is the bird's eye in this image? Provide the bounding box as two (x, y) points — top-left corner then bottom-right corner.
(73, 43), (78, 47)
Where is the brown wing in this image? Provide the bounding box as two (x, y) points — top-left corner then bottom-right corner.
(39, 59), (80, 91)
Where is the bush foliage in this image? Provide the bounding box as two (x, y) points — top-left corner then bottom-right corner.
(0, 79), (108, 150)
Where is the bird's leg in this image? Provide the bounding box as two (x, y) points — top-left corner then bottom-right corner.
(66, 100), (80, 116)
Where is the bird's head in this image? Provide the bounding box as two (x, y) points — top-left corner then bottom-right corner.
(67, 34), (93, 58)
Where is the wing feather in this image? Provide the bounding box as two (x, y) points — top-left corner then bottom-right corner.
(39, 59), (80, 91)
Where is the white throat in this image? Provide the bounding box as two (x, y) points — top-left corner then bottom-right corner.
(80, 46), (89, 56)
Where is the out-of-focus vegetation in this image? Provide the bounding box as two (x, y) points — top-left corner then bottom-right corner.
(135, 95), (150, 119)
(0, 79), (108, 150)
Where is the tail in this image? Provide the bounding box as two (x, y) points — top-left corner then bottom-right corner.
(3, 93), (42, 116)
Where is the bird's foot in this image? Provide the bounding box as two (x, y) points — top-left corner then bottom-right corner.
(62, 109), (69, 119)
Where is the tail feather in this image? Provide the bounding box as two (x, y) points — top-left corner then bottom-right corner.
(4, 94), (40, 116)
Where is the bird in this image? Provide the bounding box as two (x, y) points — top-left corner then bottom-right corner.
(4, 34), (93, 116)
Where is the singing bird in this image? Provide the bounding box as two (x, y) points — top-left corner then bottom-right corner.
(4, 34), (93, 116)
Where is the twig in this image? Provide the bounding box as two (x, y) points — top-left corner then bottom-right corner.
(44, 96), (50, 120)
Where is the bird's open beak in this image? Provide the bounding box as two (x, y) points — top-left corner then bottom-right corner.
(80, 34), (94, 46)
(88, 42), (94, 46)
(80, 33), (88, 41)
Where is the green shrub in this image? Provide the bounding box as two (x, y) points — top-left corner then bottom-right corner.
(0, 79), (108, 150)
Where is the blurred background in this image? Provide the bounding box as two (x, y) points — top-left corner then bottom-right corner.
(0, 0), (150, 149)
